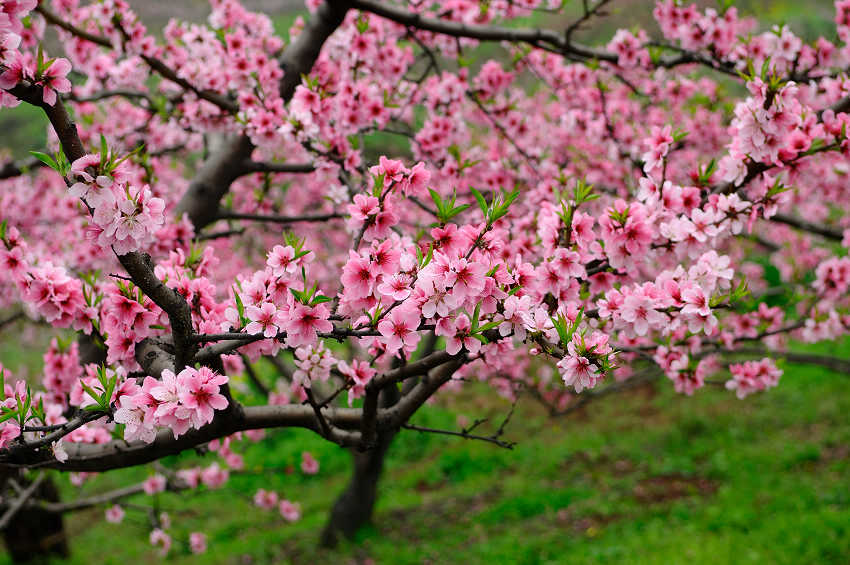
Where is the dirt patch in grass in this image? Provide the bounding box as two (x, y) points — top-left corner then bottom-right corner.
(632, 474), (718, 504)
(380, 488), (501, 539)
(561, 450), (642, 478)
(795, 443), (850, 472)
(554, 507), (623, 535)
(821, 443), (850, 462)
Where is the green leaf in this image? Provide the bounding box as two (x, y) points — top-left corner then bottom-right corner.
(372, 173), (385, 197)
(100, 134), (109, 167)
(449, 203), (471, 217)
(290, 287), (304, 303)
(428, 188), (446, 218)
(422, 244), (434, 267)
(55, 150), (71, 176)
(470, 187), (488, 217)
(356, 14), (369, 33)
(471, 303), (481, 331)
(233, 287), (245, 322)
(0, 409), (18, 425)
(760, 56), (772, 81)
(80, 380), (104, 408)
(550, 314), (570, 346)
(29, 151), (59, 172)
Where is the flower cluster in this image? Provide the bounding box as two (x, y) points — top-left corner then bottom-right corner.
(69, 154), (166, 255)
(1, 1), (71, 107)
(726, 358), (782, 398)
(557, 331), (614, 393)
(113, 367), (229, 443)
(253, 489), (301, 522)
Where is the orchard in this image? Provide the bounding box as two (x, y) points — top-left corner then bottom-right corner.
(0, 0), (849, 561)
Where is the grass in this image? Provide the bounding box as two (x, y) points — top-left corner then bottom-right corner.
(4, 339), (849, 565)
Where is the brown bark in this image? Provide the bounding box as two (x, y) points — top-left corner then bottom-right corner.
(320, 386), (400, 547)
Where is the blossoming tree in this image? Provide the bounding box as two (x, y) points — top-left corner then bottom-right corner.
(1, 0), (850, 558)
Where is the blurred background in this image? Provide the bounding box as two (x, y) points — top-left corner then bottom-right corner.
(1, 1), (849, 564)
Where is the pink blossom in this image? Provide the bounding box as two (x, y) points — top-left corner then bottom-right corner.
(301, 451), (319, 474)
(200, 463), (229, 489)
(377, 305), (421, 355)
(189, 532), (207, 554)
(726, 358), (782, 398)
(38, 57), (72, 106)
(435, 314), (481, 356)
(279, 500), (301, 522)
(246, 302), (285, 338)
(143, 474), (167, 495)
(105, 505), (125, 524)
(254, 489), (279, 509)
(149, 529), (171, 556)
(341, 250), (375, 300)
(285, 301), (333, 348)
(176, 367), (229, 428)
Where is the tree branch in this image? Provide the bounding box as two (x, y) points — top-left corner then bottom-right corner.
(401, 422), (515, 449)
(0, 403), (363, 472)
(217, 211), (343, 224)
(239, 161), (316, 174)
(36, 4), (238, 112)
(349, 0), (615, 63)
(175, 0), (349, 230)
(0, 473), (44, 530)
(769, 213), (844, 241)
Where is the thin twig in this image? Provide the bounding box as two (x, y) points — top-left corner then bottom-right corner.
(402, 423), (515, 449)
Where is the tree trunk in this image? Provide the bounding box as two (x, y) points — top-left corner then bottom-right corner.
(319, 426), (397, 547)
(2, 475), (69, 563)
(320, 334), (438, 547)
(320, 386), (401, 547)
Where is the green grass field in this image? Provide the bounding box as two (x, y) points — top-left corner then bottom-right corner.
(6, 339), (847, 565)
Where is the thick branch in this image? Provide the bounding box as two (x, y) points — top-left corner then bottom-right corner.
(378, 358), (465, 429)
(239, 161), (316, 174)
(175, 0), (348, 230)
(172, 135), (255, 229)
(349, 0), (614, 63)
(279, 0), (350, 100)
(117, 253), (196, 368)
(770, 213), (844, 241)
(217, 211), (343, 224)
(0, 158), (41, 180)
(0, 404), (362, 472)
(4, 81), (197, 369)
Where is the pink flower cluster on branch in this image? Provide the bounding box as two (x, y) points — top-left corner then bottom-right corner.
(113, 367), (229, 443)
